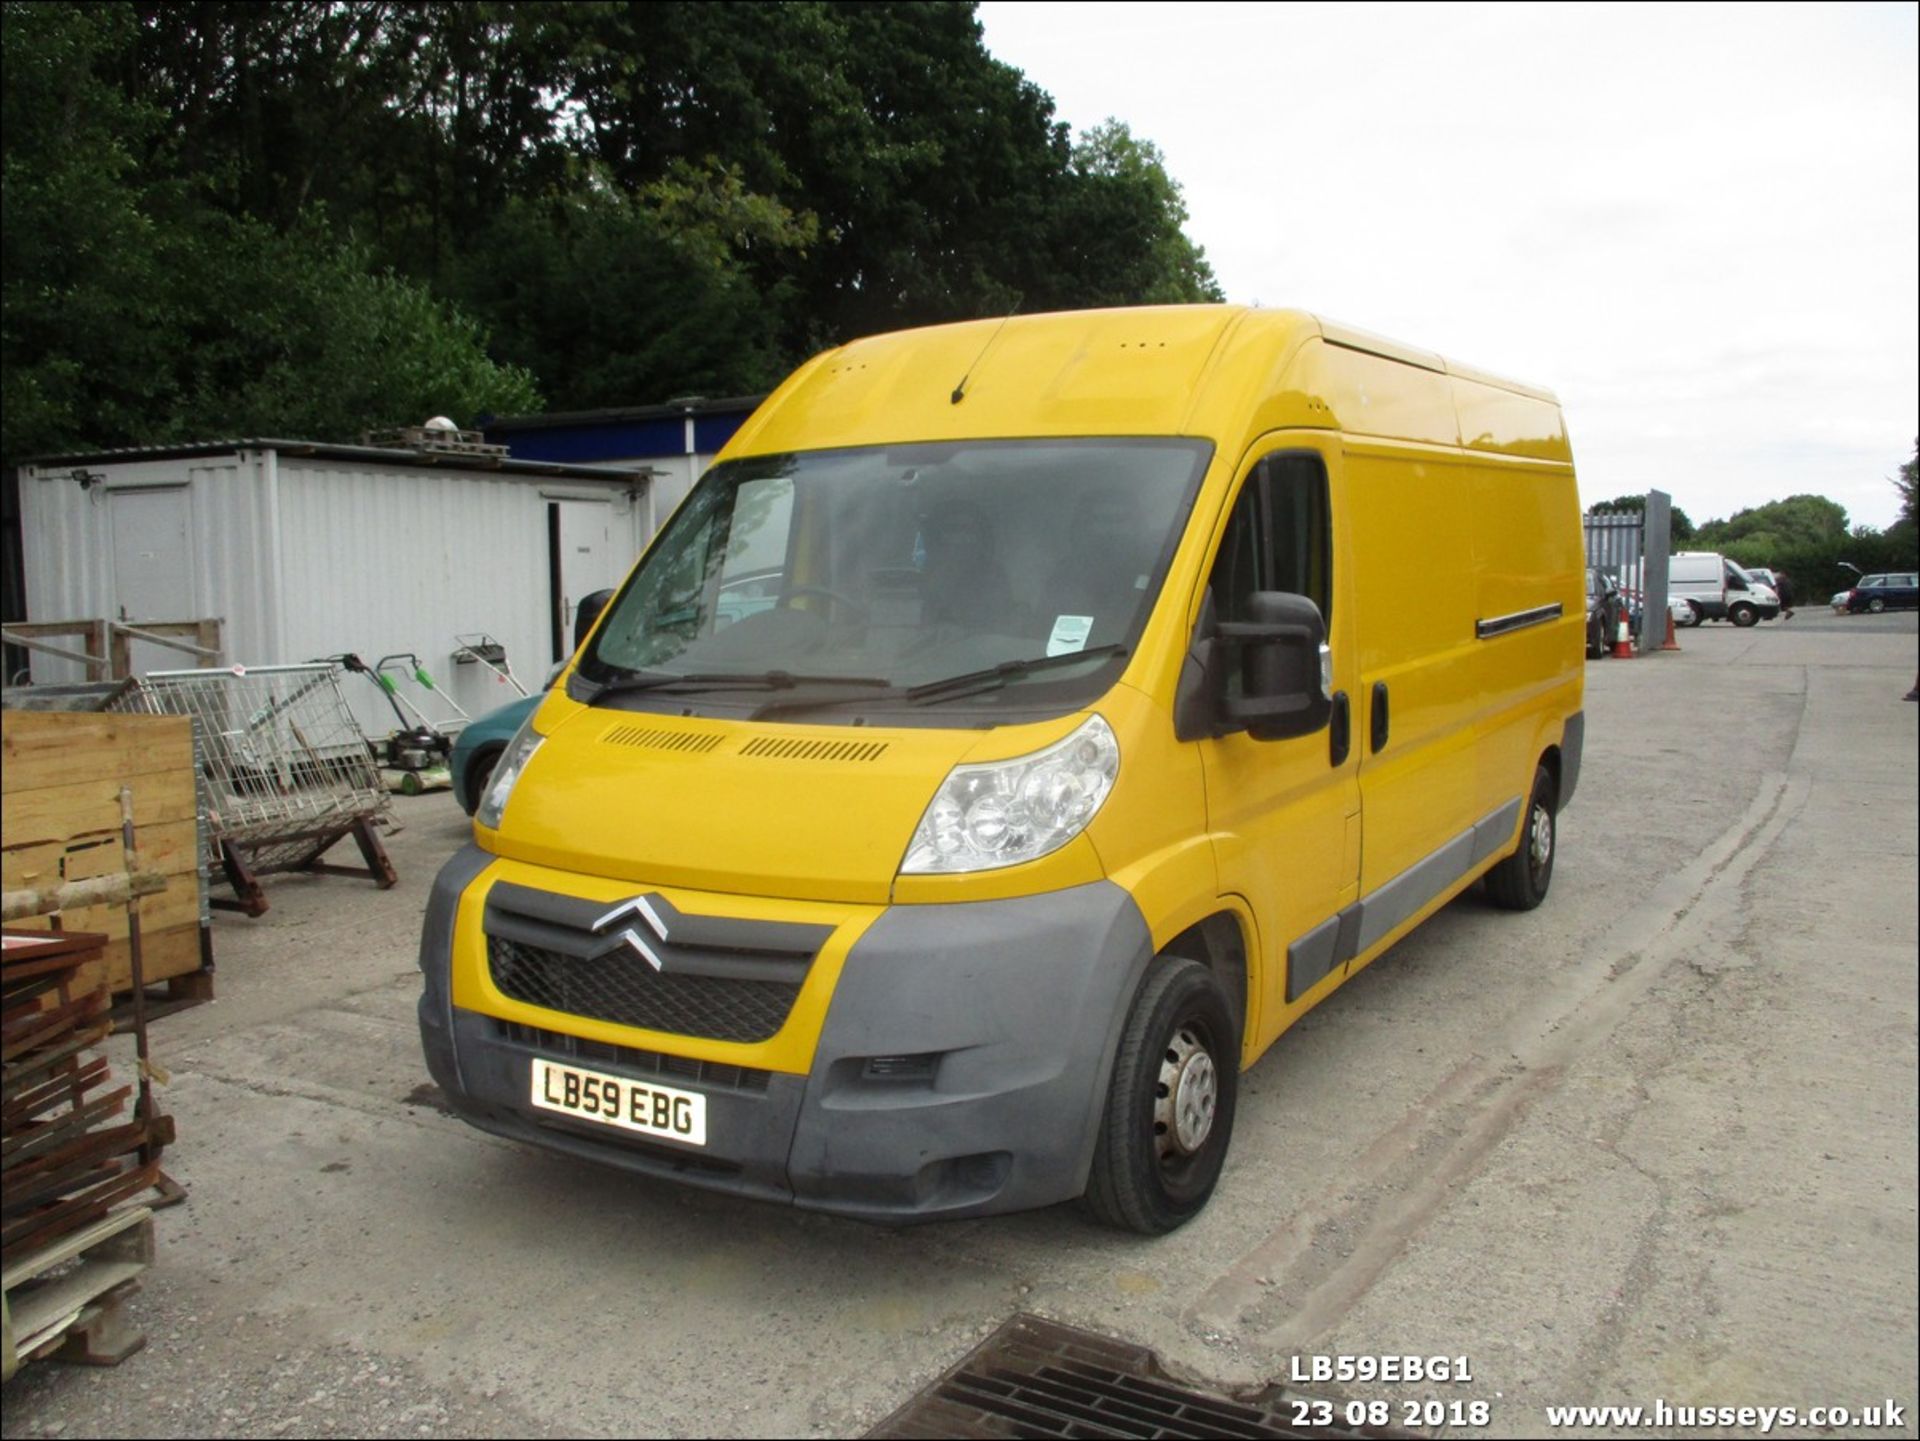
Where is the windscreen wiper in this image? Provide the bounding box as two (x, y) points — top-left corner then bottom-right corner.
(904, 644), (1128, 705)
(585, 669), (894, 704)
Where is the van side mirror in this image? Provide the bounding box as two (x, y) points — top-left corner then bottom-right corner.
(574, 588), (615, 652)
(1174, 590), (1333, 742)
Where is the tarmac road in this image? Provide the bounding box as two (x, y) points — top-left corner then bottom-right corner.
(5, 615), (1915, 1439)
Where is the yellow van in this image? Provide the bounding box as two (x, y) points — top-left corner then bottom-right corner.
(419, 305), (1584, 1232)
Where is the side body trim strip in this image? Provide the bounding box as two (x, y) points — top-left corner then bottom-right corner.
(1476, 603), (1563, 639)
(1284, 797), (1524, 1000)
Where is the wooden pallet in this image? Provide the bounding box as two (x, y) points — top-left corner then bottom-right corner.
(2, 710), (208, 999)
(1, 1205), (152, 1381)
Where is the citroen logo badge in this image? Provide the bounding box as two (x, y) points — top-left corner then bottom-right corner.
(589, 895), (671, 971)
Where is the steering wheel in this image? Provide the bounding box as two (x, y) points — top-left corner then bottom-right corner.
(776, 585), (869, 624)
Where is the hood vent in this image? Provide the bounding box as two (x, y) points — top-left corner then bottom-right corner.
(601, 725), (725, 754)
(739, 736), (889, 763)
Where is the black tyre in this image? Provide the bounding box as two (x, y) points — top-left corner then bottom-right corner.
(1868, 597), (1886, 614)
(1586, 616), (1605, 658)
(1084, 958), (1239, 1234)
(1485, 764), (1556, 911)
(463, 745), (505, 817)
(1730, 603), (1758, 627)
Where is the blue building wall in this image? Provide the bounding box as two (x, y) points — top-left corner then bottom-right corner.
(485, 401), (759, 466)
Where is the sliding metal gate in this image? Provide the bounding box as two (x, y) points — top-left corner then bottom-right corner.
(1583, 490), (1673, 653)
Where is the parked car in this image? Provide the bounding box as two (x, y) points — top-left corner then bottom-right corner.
(1586, 567), (1626, 656)
(451, 693), (541, 816)
(453, 592), (616, 815)
(1743, 566), (1779, 588)
(1844, 572), (1920, 614)
(1831, 589), (1852, 614)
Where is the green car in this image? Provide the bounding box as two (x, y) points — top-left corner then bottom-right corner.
(450, 692), (540, 816)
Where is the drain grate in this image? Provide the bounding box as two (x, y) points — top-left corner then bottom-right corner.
(869, 1314), (1427, 1441)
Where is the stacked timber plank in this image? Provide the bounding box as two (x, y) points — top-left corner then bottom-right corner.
(2, 927), (165, 1377)
(1, 929), (165, 1259)
(1, 710), (209, 1001)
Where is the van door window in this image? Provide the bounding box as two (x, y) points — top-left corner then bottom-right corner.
(1209, 451), (1332, 625)
(1208, 452), (1332, 699)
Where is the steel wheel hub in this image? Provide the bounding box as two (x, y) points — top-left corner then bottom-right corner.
(1530, 803), (1554, 868)
(1156, 1026), (1218, 1158)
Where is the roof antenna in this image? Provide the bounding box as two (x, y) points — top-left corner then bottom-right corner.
(951, 307), (1019, 405)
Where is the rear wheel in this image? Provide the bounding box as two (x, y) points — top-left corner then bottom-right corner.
(1485, 764), (1556, 911)
(1084, 958), (1239, 1234)
(1868, 597), (1886, 614)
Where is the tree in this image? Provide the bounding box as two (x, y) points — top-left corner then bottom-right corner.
(1695, 495), (1850, 561)
(1891, 438), (1919, 565)
(451, 187), (792, 411)
(1034, 121), (1222, 309)
(4, 0), (1228, 455)
(2, 1), (537, 460)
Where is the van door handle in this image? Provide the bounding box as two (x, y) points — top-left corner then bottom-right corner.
(1329, 691), (1350, 767)
(1370, 681), (1390, 753)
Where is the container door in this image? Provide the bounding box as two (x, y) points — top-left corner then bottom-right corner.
(108, 485), (195, 675)
(550, 498), (620, 661)
(1196, 442), (1361, 1051)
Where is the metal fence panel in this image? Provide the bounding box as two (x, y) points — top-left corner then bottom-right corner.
(1584, 491), (1675, 652)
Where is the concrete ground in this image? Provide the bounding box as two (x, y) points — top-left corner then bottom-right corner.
(4, 614), (1916, 1439)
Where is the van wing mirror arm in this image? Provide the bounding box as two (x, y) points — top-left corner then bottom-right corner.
(1174, 590), (1333, 743)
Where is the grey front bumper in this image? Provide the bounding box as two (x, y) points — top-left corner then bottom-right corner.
(418, 847), (1156, 1222)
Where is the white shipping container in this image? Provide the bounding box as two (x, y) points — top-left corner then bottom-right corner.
(17, 440), (654, 738)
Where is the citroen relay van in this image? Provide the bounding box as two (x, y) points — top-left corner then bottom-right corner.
(419, 306), (1585, 1232)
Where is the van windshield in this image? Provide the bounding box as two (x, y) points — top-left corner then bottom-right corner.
(576, 438), (1211, 716)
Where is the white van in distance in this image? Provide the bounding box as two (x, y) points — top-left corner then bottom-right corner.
(1669, 551), (1780, 627)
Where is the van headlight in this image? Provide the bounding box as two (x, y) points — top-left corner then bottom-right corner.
(901, 715), (1119, 874)
(475, 711), (546, 830)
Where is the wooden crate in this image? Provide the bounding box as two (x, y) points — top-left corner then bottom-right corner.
(2, 711), (206, 996)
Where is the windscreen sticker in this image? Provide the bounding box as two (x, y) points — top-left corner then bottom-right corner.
(1046, 615), (1094, 657)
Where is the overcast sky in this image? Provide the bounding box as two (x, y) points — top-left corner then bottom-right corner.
(977, 1), (1919, 529)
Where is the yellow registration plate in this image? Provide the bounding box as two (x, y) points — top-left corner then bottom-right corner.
(529, 1057), (707, 1146)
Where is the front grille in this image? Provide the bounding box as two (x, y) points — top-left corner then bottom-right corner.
(492, 1020), (771, 1093)
(489, 937), (803, 1043)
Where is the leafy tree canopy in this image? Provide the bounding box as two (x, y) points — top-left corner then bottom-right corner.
(1694, 494), (1851, 558)
(2, 0), (1222, 462)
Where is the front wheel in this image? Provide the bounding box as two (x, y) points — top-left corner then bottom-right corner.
(1730, 602), (1759, 627)
(1485, 764), (1556, 911)
(463, 745), (505, 817)
(1084, 958), (1239, 1234)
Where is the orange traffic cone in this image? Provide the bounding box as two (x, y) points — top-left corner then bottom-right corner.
(1611, 614), (1634, 659)
(1661, 606), (1681, 652)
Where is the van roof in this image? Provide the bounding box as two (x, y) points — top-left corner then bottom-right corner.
(726, 305), (1566, 463)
